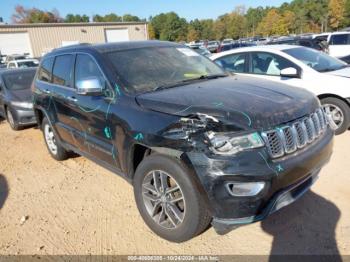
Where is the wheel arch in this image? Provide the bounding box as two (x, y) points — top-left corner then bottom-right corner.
(318, 93), (350, 107)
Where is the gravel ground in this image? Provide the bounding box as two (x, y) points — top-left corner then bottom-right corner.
(0, 120), (349, 256)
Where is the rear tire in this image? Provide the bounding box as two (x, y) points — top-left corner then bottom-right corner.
(321, 97), (350, 135)
(42, 117), (69, 161)
(133, 154), (212, 242)
(6, 107), (21, 131)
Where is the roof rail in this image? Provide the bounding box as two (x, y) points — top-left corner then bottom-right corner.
(53, 43), (92, 51)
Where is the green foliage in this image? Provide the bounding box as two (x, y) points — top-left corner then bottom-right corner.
(65, 14), (89, 23)
(150, 12), (188, 41)
(12, 5), (63, 23)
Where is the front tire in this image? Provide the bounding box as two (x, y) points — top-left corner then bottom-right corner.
(133, 154), (211, 242)
(42, 117), (69, 161)
(6, 107), (20, 131)
(321, 97), (350, 135)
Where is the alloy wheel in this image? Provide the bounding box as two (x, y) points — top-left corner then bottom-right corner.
(44, 124), (58, 155)
(142, 170), (186, 229)
(323, 104), (344, 130)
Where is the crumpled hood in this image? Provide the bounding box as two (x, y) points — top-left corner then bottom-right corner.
(325, 66), (350, 78)
(136, 75), (320, 131)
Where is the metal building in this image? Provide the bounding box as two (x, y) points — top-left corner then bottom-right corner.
(0, 22), (149, 57)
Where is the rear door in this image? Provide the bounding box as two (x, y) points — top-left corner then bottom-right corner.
(329, 33), (350, 57)
(50, 54), (80, 147)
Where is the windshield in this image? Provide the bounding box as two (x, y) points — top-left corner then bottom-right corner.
(283, 47), (347, 72)
(3, 71), (36, 90)
(17, 61), (38, 68)
(106, 46), (224, 93)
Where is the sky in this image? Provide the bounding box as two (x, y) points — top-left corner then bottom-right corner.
(0, 0), (290, 23)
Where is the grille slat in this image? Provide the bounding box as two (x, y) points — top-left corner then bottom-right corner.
(261, 109), (328, 158)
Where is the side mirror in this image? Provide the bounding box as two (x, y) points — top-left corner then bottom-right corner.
(76, 77), (103, 95)
(280, 67), (299, 78)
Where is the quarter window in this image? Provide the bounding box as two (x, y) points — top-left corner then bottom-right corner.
(52, 55), (74, 87)
(251, 52), (296, 76)
(38, 57), (54, 82)
(215, 53), (247, 73)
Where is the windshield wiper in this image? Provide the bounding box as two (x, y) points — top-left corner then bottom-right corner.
(153, 74), (228, 92)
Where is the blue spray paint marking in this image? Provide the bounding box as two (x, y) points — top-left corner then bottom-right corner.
(104, 126), (112, 139)
(212, 101), (224, 107)
(173, 104), (252, 127)
(115, 84), (121, 96)
(134, 133), (144, 141)
(258, 152), (278, 176)
(105, 83), (121, 120)
(276, 164), (284, 173)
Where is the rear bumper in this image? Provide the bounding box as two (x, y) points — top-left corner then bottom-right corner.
(211, 171), (319, 234)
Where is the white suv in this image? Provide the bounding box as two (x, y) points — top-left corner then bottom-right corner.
(314, 32), (350, 58)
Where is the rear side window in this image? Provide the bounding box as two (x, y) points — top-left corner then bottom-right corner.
(52, 55), (74, 87)
(330, 34), (350, 45)
(38, 57), (54, 82)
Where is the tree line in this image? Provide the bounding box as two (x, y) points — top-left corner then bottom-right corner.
(10, 0), (350, 41)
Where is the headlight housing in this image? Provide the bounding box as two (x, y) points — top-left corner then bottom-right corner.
(11, 101), (33, 109)
(206, 131), (264, 155)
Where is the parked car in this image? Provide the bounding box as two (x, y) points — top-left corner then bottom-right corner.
(4, 54), (31, 63)
(268, 36), (329, 53)
(33, 41), (333, 242)
(0, 68), (37, 130)
(190, 46), (211, 57)
(211, 45), (350, 134)
(7, 59), (39, 69)
(221, 38), (233, 45)
(313, 32), (350, 57)
(207, 41), (220, 53)
(218, 42), (257, 52)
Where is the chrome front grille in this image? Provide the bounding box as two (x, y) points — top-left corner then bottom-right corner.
(261, 108), (328, 158)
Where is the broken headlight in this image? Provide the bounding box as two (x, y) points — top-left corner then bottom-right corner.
(206, 131), (264, 155)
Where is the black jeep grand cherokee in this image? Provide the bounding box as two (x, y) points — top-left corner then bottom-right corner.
(32, 41), (334, 242)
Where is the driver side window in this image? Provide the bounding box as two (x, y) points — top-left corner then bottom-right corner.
(251, 52), (296, 76)
(75, 54), (105, 89)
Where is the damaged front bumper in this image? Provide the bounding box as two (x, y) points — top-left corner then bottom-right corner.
(182, 128), (333, 235)
(211, 171), (319, 234)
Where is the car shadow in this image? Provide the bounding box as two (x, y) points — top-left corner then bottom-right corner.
(0, 174), (8, 210)
(261, 190), (341, 261)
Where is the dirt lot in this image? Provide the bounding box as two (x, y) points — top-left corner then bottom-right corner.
(0, 120), (349, 256)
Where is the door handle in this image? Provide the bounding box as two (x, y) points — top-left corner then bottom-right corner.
(43, 89), (51, 94)
(67, 96), (78, 103)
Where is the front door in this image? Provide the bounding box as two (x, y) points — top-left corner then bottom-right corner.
(72, 54), (121, 169)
